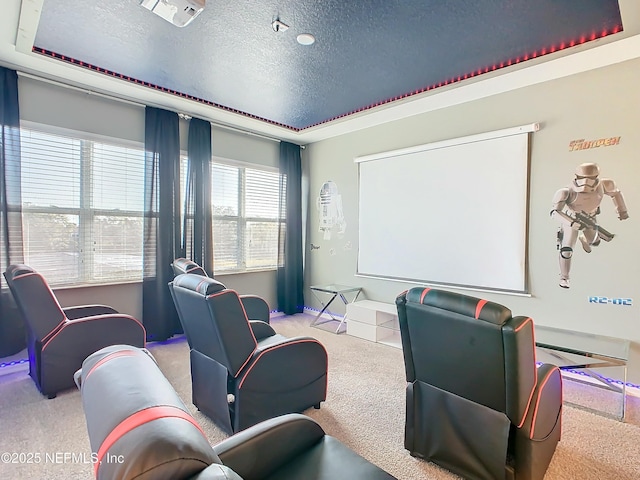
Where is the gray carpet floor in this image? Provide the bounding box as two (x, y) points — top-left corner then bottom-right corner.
(1, 313), (640, 479)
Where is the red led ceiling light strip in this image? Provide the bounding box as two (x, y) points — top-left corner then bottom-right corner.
(31, 47), (300, 131)
(33, 24), (622, 131)
(305, 25), (622, 129)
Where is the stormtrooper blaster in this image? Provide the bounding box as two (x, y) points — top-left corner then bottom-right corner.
(555, 210), (615, 242)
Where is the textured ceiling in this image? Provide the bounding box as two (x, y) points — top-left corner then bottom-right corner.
(32, 0), (623, 131)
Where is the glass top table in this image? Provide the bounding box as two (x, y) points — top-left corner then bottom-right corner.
(309, 284), (362, 334)
(534, 325), (630, 420)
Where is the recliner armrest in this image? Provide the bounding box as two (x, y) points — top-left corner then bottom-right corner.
(214, 413), (325, 478)
(63, 304), (119, 319)
(249, 320), (276, 340)
(238, 337), (328, 391)
(240, 295), (270, 323)
(46, 314), (146, 351)
(519, 363), (563, 440)
(188, 464), (243, 480)
(65, 313), (143, 328)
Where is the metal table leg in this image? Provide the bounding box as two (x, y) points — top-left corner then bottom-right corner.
(309, 288), (361, 334)
(310, 291), (340, 327)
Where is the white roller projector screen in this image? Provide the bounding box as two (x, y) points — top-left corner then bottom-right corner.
(356, 124), (536, 294)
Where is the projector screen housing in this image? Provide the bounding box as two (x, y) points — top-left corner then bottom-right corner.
(355, 124), (537, 294)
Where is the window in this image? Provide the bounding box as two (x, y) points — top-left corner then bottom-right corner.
(19, 126), (282, 286)
(20, 128), (144, 286)
(200, 160), (282, 273)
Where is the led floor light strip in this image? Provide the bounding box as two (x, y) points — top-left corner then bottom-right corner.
(4, 313), (640, 392)
(0, 358), (28, 368)
(560, 366), (635, 387)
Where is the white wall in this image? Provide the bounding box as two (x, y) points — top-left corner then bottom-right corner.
(303, 57), (640, 382)
(19, 76), (145, 143)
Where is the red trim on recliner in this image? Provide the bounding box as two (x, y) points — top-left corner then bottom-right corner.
(514, 317), (532, 332)
(41, 315), (147, 352)
(529, 366), (561, 439)
(236, 338), (327, 390)
(474, 299), (488, 319)
(515, 317), (537, 429)
(206, 289), (259, 376)
(206, 290), (257, 341)
(419, 288), (431, 303)
(187, 266), (206, 274)
(11, 271), (146, 353)
(83, 350), (140, 384)
(195, 279), (210, 294)
(42, 323), (66, 348)
(94, 405), (206, 477)
(12, 272), (66, 341)
(9, 272), (40, 281)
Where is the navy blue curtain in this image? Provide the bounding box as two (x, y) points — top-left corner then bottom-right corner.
(183, 117), (213, 275)
(0, 66), (26, 357)
(142, 107), (182, 341)
(277, 141), (304, 314)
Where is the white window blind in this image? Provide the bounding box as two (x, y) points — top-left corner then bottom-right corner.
(20, 127), (282, 286)
(90, 143), (145, 281)
(20, 128), (144, 286)
(210, 162), (281, 272)
(245, 168), (280, 269)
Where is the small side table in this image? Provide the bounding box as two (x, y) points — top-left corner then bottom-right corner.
(309, 284), (362, 334)
(535, 325), (629, 421)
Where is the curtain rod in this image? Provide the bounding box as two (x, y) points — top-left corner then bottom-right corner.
(17, 70), (305, 148)
(18, 71), (144, 107)
(178, 112), (305, 148)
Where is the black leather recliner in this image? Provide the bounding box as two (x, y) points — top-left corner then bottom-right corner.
(3, 264), (146, 398)
(171, 257), (270, 323)
(396, 287), (563, 480)
(169, 273), (328, 433)
(75, 344), (396, 480)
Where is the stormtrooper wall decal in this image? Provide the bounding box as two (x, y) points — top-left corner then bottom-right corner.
(550, 163), (629, 289)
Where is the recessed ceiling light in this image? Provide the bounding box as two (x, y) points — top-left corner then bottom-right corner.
(297, 33), (315, 46)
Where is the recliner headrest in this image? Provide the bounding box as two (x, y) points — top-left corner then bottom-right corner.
(406, 287), (512, 325)
(4, 264), (36, 281)
(172, 258), (208, 277)
(78, 345), (221, 479)
(172, 273), (226, 296)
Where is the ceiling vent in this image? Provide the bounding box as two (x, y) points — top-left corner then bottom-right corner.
(140, 0), (205, 27)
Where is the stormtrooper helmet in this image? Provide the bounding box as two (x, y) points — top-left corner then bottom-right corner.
(573, 163), (600, 192)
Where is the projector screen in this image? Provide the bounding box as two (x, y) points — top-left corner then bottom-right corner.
(356, 125), (536, 294)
